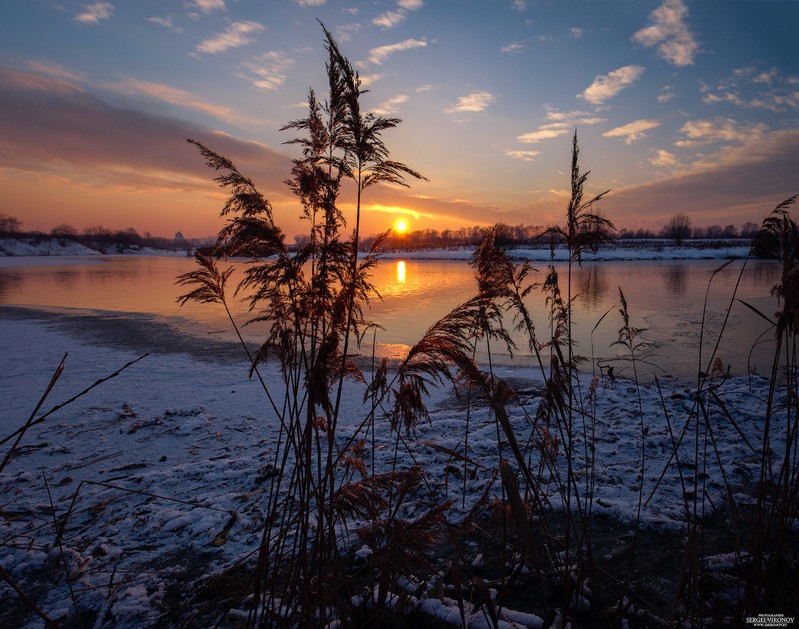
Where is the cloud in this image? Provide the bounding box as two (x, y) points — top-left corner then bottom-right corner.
(74, 2), (114, 24)
(147, 16), (184, 33)
(701, 67), (799, 113)
(373, 11), (406, 29)
(196, 21), (265, 54)
(568, 27), (584, 39)
(632, 0), (698, 67)
(657, 91), (675, 104)
(501, 42), (525, 55)
(444, 91), (495, 114)
(103, 78), (246, 125)
(335, 23), (361, 43)
(675, 117), (767, 148)
(650, 149), (680, 168)
(505, 149), (541, 162)
(27, 61), (87, 84)
(359, 73), (384, 88)
(0, 67), (291, 192)
(610, 129), (799, 227)
(579, 65), (645, 104)
(517, 110), (605, 143)
(295, 0), (326, 6)
(240, 51), (294, 91)
(602, 119), (660, 144)
(194, 0), (225, 13)
(517, 128), (570, 143)
(368, 39), (427, 65)
(398, 0), (424, 8)
(512, 0), (527, 11)
(372, 94), (409, 115)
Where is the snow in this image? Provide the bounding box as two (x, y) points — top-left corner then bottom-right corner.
(0, 236), (100, 257)
(378, 243), (752, 262)
(0, 267), (791, 626)
(0, 236), (188, 259)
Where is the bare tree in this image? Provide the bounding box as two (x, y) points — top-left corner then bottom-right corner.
(51, 223), (77, 246)
(662, 212), (692, 245)
(0, 212), (21, 234)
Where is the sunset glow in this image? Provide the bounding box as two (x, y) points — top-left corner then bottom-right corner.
(394, 220), (409, 234)
(0, 2), (796, 238)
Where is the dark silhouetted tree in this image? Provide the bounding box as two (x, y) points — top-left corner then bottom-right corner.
(662, 212), (692, 245)
(51, 223), (77, 246)
(0, 212), (21, 234)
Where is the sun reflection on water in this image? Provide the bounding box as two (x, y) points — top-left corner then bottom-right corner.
(396, 260), (406, 283)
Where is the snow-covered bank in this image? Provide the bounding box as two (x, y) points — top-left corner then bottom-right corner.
(378, 243), (752, 262)
(0, 236), (100, 257)
(0, 236), (190, 259)
(0, 313), (791, 626)
(2, 235), (754, 262)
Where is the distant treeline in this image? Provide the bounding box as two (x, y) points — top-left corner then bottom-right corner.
(0, 210), (768, 255)
(0, 214), (209, 254)
(355, 218), (763, 252)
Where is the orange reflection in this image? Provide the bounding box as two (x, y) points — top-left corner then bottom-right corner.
(396, 260), (406, 283)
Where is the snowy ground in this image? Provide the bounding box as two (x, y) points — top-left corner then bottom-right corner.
(378, 243), (752, 263)
(0, 237), (188, 258)
(0, 305), (789, 627)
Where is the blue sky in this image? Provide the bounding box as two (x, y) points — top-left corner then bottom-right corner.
(1, 0), (797, 238)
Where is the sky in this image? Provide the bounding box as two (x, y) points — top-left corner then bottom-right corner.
(1, 0), (797, 240)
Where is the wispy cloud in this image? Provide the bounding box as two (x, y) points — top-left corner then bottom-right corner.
(501, 41), (525, 55)
(74, 2), (114, 25)
(632, 0), (698, 67)
(517, 110), (605, 143)
(295, 0), (326, 6)
(650, 149), (681, 168)
(609, 129), (799, 228)
(603, 119), (660, 144)
(675, 117), (768, 148)
(702, 66), (799, 113)
(373, 11), (406, 29)
(505, 149), (541, 162)
(359, 73), (384, 88)
(0, 67), (290, 192)
(512, 0), (527, 11)
(147, 16), (183, 33)
(104, 78), (245, 125)
(196, 21), (265, 54)
(568, 27), (584, 39)
(27, 61), (87, 84)
(372, 94), (408, 115)
(240, 51), (294, 90)
(334, 23), (361, 43)
(657, 90), (675, 104)
(444, 91), (495, 114)
(194, 0), (225, 13)
(517, 128), (570, 143)
(368, 39), (427, 65)
(579, 65), (645, 105)
(373, 0), (425, 28)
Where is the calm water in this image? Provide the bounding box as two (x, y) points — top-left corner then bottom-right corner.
(0, 255), (782, 379)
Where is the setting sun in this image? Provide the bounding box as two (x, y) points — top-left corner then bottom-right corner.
(394, 220), (409, 234)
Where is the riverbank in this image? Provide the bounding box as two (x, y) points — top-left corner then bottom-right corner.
(0, 309), (792, 626)
(1, 235), (753, 262)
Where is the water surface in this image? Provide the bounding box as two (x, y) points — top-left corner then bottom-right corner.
(0, 255), (782, 380)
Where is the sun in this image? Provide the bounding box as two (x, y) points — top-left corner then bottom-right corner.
(394, 219), (408, 234)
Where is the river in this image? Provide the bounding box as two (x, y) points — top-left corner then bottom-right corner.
(0, 254), (783, 380)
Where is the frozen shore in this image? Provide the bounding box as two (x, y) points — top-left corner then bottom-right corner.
(1, 235), (753, 262)
(0, 309), (789, 627)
